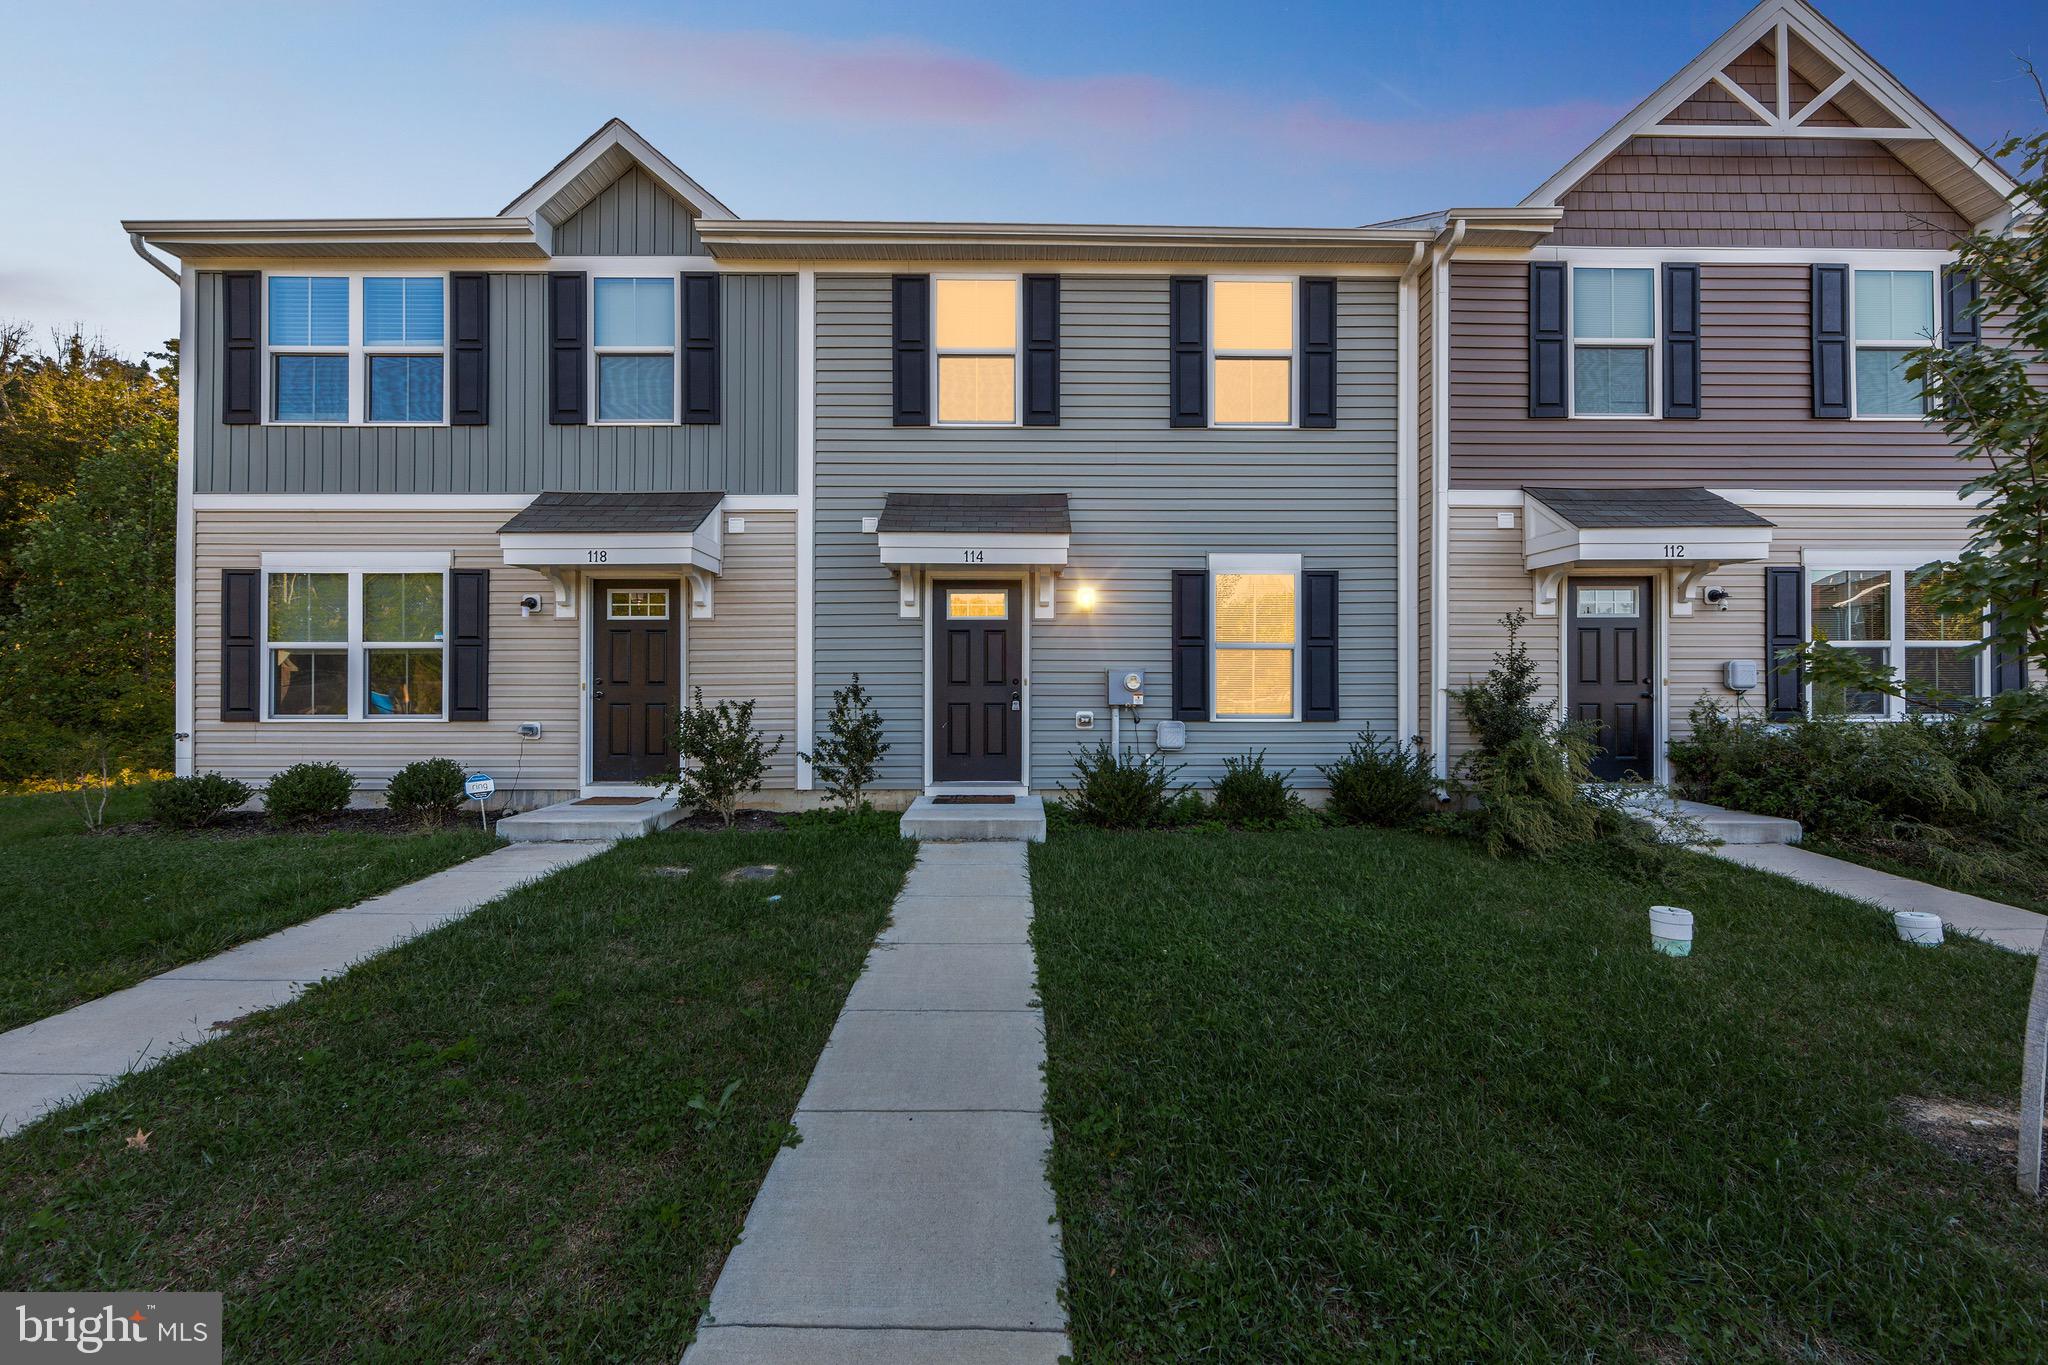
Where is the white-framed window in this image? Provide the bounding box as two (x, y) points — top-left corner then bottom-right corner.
(1210, 279), (1295, 426)
(265, 273), (446, 426)
(1852, 268), (1936, 418)
(934, 276), (1020, 425)
(1571, 266), (1656, 417)
(607, 587), (671, 620)
(262, 554), (450, 721)
(1807, 556), (1985, 718)
(592, 277), (677, 424)
(1209, 553), (1300, 719)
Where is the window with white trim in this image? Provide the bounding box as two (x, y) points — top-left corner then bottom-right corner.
(1571, 266), (1655, 416)
(1808, 560), (1983, 718)
(1211, 557), (1299, 718)
(266, 274), (446, 425)
(934, 277), (1019, 424)
(1210, 280), (1294, 426)
(265, 566), (447, 720)
(592, 277), (676, 423)
(1851, 269), (1935, 417)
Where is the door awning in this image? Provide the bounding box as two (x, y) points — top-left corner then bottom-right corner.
(498, 491), (724, 618)
(1522, 487), (1774, 616)
(873, 492), (1072, 620)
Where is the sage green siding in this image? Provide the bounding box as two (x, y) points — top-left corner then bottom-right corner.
(813, 273), (1400, 790)
(553, 167), (702, 255)
(192, 271), (796, 494)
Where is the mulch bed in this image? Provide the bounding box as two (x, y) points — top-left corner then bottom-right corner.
(94, 809), (479, 840)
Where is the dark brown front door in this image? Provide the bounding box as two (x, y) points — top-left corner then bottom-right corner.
(1569, 578), (1655, 782)
(932, 582), (1022, 784)
(592, 580), (680, 783)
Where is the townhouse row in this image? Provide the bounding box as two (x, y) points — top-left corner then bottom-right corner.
(127, 0), (2031, 807)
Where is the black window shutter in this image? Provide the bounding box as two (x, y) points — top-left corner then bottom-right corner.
(1171, 569), (1209, 721)
(1022, 273), (1060, 426)
(1662, 263), (1702, 419)
(1765, 566), (1805, 720)
(1992, 617), (2030, 695)
(1811, 264), (1851, 418)
(1528, 263), (1567, 418)
(1942, 267), (1981, 350)
(449, 569), (490, 721)
(548, 272), (587, 425)
(892, 275), (930, 426)
(221, 271), (261, 425)
(1300, 278), (1337, 429)
(449, 272), (490, 426)
(1302, 569), (1339, 721)
(221, 569), (260, 721)
(681, 272), (720, 424)
(1169, 276), (1207, 428)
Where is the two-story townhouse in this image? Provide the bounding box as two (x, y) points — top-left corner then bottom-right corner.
(1411, 0), (2030, 784)
(127, 127), (1430, 810)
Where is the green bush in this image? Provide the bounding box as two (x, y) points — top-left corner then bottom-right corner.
(1058, 744), (1187, 830)
(662, 689), (784, 828)
(1211, 750), (1306, 829)
(384, 758), (468, 824)
(1320, 728), (1436, 827)
(147, 772), (253, 830)
(264, 762), (355, 825)
(799, 674), (890, 811)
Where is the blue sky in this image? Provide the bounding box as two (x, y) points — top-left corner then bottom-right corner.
(2, 0), (2040, 359)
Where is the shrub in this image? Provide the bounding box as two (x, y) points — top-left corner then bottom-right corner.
(1320, 728), (1436, 827)
(148, 771), (253, 830)
(1211, 750), (1305, 828)
(385, 757), (468, 824)
(799, 674), (890, 811)
(663, 688), (784, 828)
(1058, 743), (1187, 829)
(264, 762), (354, 825)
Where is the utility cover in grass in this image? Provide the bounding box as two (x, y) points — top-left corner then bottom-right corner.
(722, 864), (788, 884)
(647, 866), (693, 878)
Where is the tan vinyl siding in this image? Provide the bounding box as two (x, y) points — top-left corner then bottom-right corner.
(552, 167), (702, 255)
(685, 510), (799, 786)
(1551, 136), (1968, 248)
(1447, 260), (1970, 490)
(1441, 507), (1559, 759)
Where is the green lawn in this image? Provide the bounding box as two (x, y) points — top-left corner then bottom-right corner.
(0, 788), (500, 1031)
(1031, 828), (2047, 1362)
(0, 815), (913, 1362)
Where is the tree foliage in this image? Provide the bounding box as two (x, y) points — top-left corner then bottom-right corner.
(799, 674), (890, 810)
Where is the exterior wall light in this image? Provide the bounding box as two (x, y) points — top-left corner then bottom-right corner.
(1075, 585), (1098, 611)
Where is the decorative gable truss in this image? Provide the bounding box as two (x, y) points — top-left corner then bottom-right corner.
(1524, 0), (2018, 228)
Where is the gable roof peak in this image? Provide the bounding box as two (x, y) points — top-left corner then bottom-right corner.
(502, 118), (737, 226)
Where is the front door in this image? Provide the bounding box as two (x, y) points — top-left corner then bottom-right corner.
(1569, 577), (1655, 782)
(592, 580), (680, 783)
(931, 582), (1023, 784)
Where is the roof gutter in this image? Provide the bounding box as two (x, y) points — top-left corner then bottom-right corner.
(129, 231), (179, 284)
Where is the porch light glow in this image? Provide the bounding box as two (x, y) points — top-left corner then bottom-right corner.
(1075, 585), (1098, 611)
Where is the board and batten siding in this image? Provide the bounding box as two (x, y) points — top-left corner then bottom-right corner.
(551, 167), (703, 255)
(191, 508), (799, 793)
(1448, 261), (1971, 490)
(191, 271), (797, 495)
(813, 273), (1400, 791)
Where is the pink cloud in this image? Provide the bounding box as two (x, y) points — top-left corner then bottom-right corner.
(509, 23), (1623, 171)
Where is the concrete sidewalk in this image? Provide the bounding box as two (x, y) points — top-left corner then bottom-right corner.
(1715, 843), (2047, 954)
(684, 840), (1068, 1365)
(0, 840), (604, 1137)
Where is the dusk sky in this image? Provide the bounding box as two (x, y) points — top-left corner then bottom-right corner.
(4, 0), (2041, 360)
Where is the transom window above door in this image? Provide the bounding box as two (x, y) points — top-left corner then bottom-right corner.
(593, 277), (676, 423)
(935, 278), (1019, 425)
(946, 589), (1009, 619)
(1211, 280), (1294, 426)
(607, 588), (670, 620)
(1572, 267), (1655, 416)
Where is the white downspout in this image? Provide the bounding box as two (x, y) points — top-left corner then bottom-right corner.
(1429, 219), (1466, 778)
(129, 232), (180, 284)
(1396, 241), (1426, 745)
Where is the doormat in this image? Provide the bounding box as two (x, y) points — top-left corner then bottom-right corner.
(573, 796), (650, 806)
(932, 795), (1016, 805)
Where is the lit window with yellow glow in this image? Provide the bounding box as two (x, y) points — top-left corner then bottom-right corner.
(1213, 571), (1296, 717)
(1211, 280), (1293, 425)
(946, 589), (1009, 619)
(936, 278), (1018, 424)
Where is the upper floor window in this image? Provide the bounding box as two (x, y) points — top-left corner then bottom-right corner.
(593, 277), (676, 423)
(1852, 269), (1935, 417)
(1809, 559), (1982, 718)
(1572, 267), (1655, 416)
(935, 277), (1018, 424)
(1211, 280), (1293, 426)
(266, 274), (445, 425)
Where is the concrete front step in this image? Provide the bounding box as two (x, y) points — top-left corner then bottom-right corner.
(495, 797), (680, 842)
(900, 793), (1047, 843)
(1669, 799), (1802, 845)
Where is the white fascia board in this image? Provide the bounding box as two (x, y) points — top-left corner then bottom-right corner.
(877, 532), (1070, 569)
(261, 550), (451, 571)
(499, 533), (721, 576)
(502, 119), (737, 224)
(1524, 526), (1773, 572)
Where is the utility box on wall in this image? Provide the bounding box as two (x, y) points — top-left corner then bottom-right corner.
(1107, 669), (1146, 706)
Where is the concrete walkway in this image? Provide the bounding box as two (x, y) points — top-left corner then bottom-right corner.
(0, 840), (604, 1137)
(1716, 843), (2047, 954)
(684, 840), (1068, 1365)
